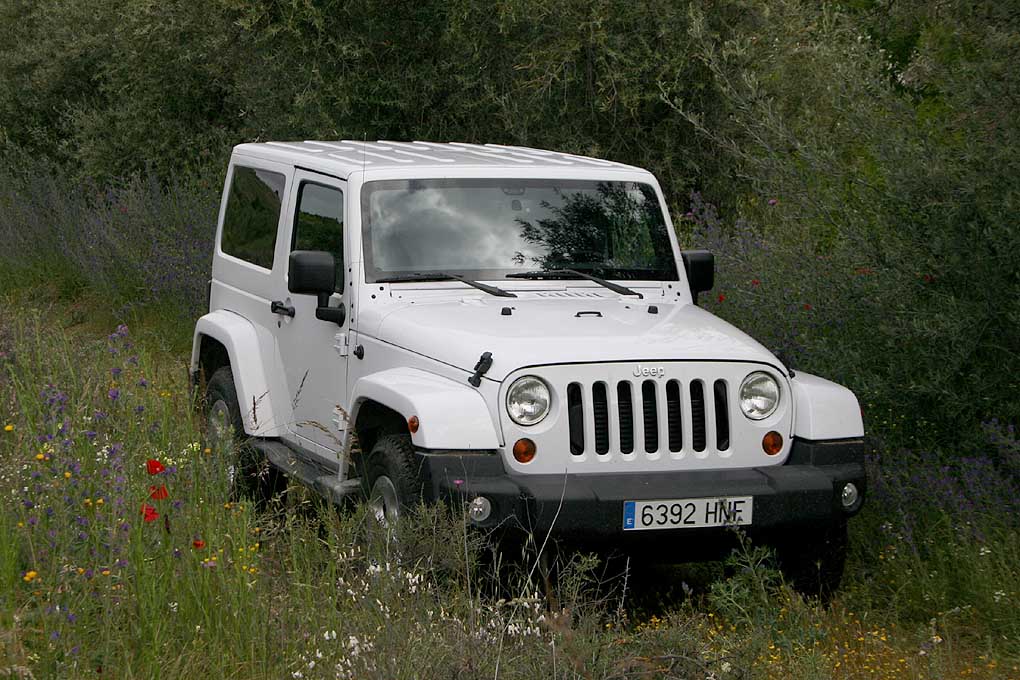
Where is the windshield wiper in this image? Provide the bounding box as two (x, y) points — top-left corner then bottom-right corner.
(376, 272), (517, 298)
(505, 269), (642, 299)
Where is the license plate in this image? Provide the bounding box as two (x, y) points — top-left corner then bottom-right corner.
(623, 496), (753, 531)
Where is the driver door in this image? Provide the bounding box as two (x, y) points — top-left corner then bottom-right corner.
(273, 169), (350, 465)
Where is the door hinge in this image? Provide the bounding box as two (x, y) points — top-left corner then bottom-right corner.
(334, 332), (349, 357)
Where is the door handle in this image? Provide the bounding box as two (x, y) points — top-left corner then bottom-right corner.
(271, 300), (295, 317)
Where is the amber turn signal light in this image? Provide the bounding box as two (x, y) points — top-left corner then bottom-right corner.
(513, 438), (537, 463)
(762, 431), (783, 455)
(407, 416), (420, 434)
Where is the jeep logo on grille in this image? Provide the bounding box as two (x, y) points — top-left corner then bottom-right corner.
(632, 365), (665, 378)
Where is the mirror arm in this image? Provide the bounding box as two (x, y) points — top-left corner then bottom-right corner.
(314, 293), (346, 326)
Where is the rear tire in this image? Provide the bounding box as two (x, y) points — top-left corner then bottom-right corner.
(775, 522), (848, 602)
(205, 366), (284, 507)
(362, 434), (424, 525)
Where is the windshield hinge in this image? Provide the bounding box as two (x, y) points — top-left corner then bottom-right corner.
(334, 332), (349, 357)
(468, 351), (493, 387)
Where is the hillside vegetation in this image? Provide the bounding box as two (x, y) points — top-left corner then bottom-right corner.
(2, 0), (1020, 677)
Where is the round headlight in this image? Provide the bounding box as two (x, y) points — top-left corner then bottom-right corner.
(739, 371), (780, 420)
(506, 376), (551, 426)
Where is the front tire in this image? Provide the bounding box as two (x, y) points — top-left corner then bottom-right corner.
(362, 434), (424, 525)
(775, 522), (848, 602)
(205, 366), (284, 506)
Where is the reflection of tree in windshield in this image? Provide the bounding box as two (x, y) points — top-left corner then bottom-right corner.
(513, 182), (674, 278)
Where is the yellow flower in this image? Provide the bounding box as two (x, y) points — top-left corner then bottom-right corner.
(64, 471), (72, 479)
(23, 570), (38, 583)
(35, 453), (45, 461)
(96, 498), (104, 506)
(77, 567), (85, 575)
(84, 498), (92, 506)
(101, 569), (111, 576)
(203, 448), (212, 455)
(4, 424), (13, 432)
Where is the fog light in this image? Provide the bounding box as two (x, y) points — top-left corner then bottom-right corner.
(841, 482), (860, 510)
(468, 496), (492, 523)
(762, 431), (783, 455)
(513, 438), (537, 463)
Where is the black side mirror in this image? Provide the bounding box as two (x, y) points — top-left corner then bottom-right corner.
(288, 250), (345, 325)
(681, 250), (714, 303)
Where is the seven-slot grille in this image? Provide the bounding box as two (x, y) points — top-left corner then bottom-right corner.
(566, 379), (731, 457)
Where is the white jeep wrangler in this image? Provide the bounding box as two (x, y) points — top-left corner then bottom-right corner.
(191, 141), (866, 594)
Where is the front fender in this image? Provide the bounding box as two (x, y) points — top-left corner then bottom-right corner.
(790, 372), (864, 440)
(191, 310), (281, 437)
(351, 368), (500, 449)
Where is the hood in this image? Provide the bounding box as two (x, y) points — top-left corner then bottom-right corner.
(360, 294), (781, 381)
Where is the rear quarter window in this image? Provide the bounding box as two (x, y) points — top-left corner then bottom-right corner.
(220, 166), (286, 270)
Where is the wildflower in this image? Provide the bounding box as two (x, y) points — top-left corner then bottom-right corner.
(193, 539), (206, 550)
(108, 388), (120, 401)
(101, 569), (111, 576)
(138, 378), (149, 388)
(922, 273), (934, 283)
(23, 570), (38, 583)
(203, 448), (211, 455)
(4, 424), (13, 432)
(750, 279), (761, 287)
(111, 367), (122, 378)
(64, 471), (72, 479)
(979, 546), (991, 556)
(717, 294), (726, 303)
(803, 303), (813, 311)
(141, 504), (160, 523)
(35, 453), (45, 461)
(146, 459), (166, 475)
(96, 498), (104, 506)
(768, 198), (778, 206)
(149, 485), (169, 500)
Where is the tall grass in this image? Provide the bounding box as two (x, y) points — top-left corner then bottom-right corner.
(2, 295), (1019, 678)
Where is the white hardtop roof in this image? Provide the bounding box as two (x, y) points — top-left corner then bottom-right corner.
(233, 140), (648, 178)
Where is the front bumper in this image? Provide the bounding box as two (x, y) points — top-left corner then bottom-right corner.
(416, 438), (865, 554)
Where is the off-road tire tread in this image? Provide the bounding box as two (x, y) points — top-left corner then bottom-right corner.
(776, 522), (848, 602)
(206, 366), (283, 505)
(364, 433), (424, 512)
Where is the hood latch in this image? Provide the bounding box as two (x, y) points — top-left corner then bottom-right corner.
(468, 352), (493, 387)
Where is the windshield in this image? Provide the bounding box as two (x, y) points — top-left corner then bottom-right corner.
(361, 178), (678, 283)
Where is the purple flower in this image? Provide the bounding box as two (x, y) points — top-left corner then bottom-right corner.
(138, 378), (149, 388)
(768, 198), (779, 206)
(111, 367), (122, 377)
(108, 388), (120, 401)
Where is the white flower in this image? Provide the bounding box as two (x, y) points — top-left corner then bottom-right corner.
(979, 546), (992, 556)
(324, 630), (337, 641)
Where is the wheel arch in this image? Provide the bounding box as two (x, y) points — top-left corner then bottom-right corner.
(190, 310), (280, 436)
(790, 372), (864, 440)
(348, 368), (500, 452)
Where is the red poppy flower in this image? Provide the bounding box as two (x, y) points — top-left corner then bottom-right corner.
(922, 273), (934, 283)
(192, 539), (206, 550)
(803, 303), (813, 311)
(141, 504), (160, 523)
(149, 485), (169, 500)
(146, 459), (166, 475)
(717, 294), (726, 303)
(751, 279), (761, 287)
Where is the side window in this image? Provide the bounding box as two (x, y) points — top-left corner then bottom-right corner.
(220, 166), (286, 270)
(292, 181), (344, 292)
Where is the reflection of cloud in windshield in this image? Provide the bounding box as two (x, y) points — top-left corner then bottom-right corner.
(370, 188), (548, 270)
